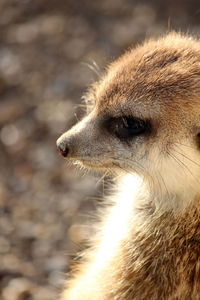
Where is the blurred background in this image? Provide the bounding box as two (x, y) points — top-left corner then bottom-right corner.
(0, 0), (200, 299)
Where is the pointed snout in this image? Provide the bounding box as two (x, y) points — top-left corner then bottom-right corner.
(56, 114), (94, 159)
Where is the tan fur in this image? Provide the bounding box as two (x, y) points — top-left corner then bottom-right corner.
(57, 33), (200, 300)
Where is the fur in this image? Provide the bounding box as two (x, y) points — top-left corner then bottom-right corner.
(57, 33), (200, 299)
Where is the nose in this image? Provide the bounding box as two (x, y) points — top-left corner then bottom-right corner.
(56, 137), (70, 158)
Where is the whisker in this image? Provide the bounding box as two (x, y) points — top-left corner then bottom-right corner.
(158, 169), (171, 200)
(81, 61), (101, 77)
(167, 151), (187, 170)
(74, 112), (80, 122)
(95, 170), (109, 187)
(173, 148), (200, 168)
(92, 60), (101, 72)
(168, 150), (200, 185)
(175, 142), (194, 149)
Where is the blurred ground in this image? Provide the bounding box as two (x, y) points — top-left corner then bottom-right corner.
(1, 0), (200, 299)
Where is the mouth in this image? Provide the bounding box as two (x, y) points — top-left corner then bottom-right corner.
(75, 160), (107, 169)
(71, 158), (117, 170)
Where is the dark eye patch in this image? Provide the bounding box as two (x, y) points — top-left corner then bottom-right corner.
(106, 116), (151, 140)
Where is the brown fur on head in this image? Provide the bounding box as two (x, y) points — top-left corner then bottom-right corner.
(57, 33), (200, 211)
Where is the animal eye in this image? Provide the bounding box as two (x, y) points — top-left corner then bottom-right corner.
(111, 117), (150, 140)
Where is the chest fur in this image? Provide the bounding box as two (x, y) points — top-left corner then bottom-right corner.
(101, 208), (200, 300)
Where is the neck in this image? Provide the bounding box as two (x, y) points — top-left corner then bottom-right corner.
(148, 142), (200, 212)
(117, 171), (200, 214)
(63, 173), (200, 300)
(94, 173), (200, 267)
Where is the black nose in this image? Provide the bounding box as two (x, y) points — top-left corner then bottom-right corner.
(57, 144), (69, 157)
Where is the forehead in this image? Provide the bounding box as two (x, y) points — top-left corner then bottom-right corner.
(94, 34), (200, 118)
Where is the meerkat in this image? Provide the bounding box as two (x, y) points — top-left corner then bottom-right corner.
(57, 33), (200, 300)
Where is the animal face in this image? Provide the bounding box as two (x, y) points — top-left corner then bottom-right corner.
(57, 33), (200, 208)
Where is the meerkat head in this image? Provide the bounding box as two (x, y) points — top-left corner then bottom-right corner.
(57, 33), (200, 210)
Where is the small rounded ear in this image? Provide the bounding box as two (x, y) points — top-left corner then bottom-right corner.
(194, 126), (200, 137)
(196, 132), (200, 148)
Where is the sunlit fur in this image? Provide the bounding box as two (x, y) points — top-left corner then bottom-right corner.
(57, 33), (200, 300)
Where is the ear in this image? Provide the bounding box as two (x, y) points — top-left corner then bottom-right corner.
(195, 130), (200, 148)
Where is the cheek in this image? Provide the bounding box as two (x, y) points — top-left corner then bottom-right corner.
(112, 139), (149, 171)
(149, 142), (200, 205)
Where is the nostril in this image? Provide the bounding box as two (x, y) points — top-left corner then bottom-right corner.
(57, 145), (69, 158)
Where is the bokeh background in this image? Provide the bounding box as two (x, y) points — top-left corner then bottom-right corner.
(1, 1), (200, 299)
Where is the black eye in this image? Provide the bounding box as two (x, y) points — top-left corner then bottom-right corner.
(109, 116), (150, 140)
